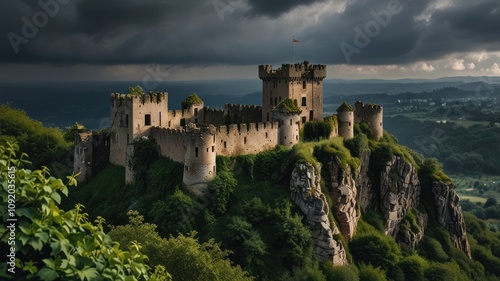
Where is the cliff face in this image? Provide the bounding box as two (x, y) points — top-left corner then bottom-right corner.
(290, 151), (471, 265)
(290, 163), (347, 265)
(432, 181), (472, 258)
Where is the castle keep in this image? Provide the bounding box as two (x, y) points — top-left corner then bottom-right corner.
(74, 61), (383, 188)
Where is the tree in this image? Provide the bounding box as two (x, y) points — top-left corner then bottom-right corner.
(0, 143), (170, 280)
(484, 197), (498, 208)
(128, 85), (144, 96)
(349, 234), (401, 270)
(109, 211), (253, 281)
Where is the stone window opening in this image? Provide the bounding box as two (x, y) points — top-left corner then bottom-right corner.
(212, 146), (214, 152)
(302, 80), (306, 89)
(159, 112), (161, 126)
(125, 114), (129, 127)
(265, 132), (268, 138)
(224, 141), (227, 148)
(145, 114), (151, 126)
(301, 97), (306, 106)
(195, 147), (199, 157)
(244, 137), (247, 144)
(194, 108), (198, 115)
(290, 119), (292, 125)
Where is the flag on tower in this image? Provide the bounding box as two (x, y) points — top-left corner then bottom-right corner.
(292, 37), (299, 43)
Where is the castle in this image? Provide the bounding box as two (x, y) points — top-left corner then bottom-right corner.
(74, 61), (383, 189)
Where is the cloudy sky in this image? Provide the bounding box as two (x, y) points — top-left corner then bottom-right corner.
(1, 0), (500, 82)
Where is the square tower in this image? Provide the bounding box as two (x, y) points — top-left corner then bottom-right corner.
(259, 61), (326, 123)
(109, 92), (168, 166)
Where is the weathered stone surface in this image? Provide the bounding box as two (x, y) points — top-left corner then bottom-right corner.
(379, 156), (421, 238)
(431, 181), (472, 258)
(326, 156), (360, 241)
(290, 162), (347, 265)
(397, 211), (427, 249)
(356, 150), (374, 212)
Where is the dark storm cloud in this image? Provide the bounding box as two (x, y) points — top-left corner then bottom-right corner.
(245, 0), (327, 17)
(2, 0), (500, 67)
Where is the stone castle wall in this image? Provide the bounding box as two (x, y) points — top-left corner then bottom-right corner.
(201, 107), (225, 125)
(215, 122), (279, 156)
(224, 104), (262, 124)
(150, 127), (186, 163)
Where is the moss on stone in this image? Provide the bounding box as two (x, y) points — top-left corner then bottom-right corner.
(337, 102), (354, 112)
(274, 98), (302, 114)
(182, 93), (203, 109)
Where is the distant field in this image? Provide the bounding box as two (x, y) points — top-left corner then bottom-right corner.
(457, 194), (487, 203)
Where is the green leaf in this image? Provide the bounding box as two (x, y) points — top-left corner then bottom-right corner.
(17, 207), (37, 220)
(37, 267), (59, 281)
(51, 192), (61, 205)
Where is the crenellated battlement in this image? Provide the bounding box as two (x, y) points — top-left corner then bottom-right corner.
(216, 122), (278, 135)
(259, 61), (326, 81)
(110, 92), (167, 106)
(354, 101), (383, 140)
(225, 104), (262, 110)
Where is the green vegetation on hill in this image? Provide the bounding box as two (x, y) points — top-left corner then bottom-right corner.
(0, 104), (70, 168)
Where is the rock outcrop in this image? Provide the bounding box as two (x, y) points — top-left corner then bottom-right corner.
(379, 156), (421, 237)
(290, 162), (347, 265)
(356, 150), (374, 212)
(326, 156), (360, 241)
(397, 210), (427, 249)
(431, 181), (472, 258)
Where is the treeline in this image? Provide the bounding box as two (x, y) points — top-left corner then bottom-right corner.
(385, 116), (500, 176)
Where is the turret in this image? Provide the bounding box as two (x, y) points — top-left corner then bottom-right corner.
(182, 124), (217, 190)
(337, 102), (354, 140)
(272, 98), (302, 147)
(259, 61), (326, 124)
(73, 131), (94, 182)
(181, 93), (204, 125)
(354, 101), (383, 140)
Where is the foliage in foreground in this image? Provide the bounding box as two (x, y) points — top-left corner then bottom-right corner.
(0, 143), (170, 280)
(109, 210), (253, 281)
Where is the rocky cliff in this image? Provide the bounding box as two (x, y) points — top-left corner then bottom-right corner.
(290, 162), (347, 265)
(290, 151), (471, 265)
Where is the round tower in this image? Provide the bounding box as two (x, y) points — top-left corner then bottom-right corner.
(182, 125), (217, 190)
(354, 101), (383, 140)
(337, 102), (354, 140)
(182, 93), (204, 125)
(272, 98), (302, 146)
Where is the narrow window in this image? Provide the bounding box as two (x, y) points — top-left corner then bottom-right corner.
(194, 108), (198, 115)
(195, 147), (199, 157)
(309, 110), (313, 121)
(159, 112), (161, 126)
(265, 132), (268, 138)
(168, 121), (171, 127)
(145, 114), (151, 126)
(296, 135), (299, 140)
(301, 117), (306, 124)
(303, 80), (306, 89)
(212, 146), (214, 152)
(274, 97), (278, 106)
(213, 135), (215, 143)
(213, 165), (216, 172)
(301, 97), (307, 106)
(125, 114), (129, 127)
(290, 119), (292, 125)
(224, 141), (227, 148)
(244, 137), (247, 144)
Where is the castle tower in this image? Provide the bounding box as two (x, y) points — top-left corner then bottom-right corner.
(73, 130), (110, 182)
(182, 124), (217, 190)
(337, 102), (354, 140)
(259, 61), (326, 124)
(109, 92), (168, 166)
(73, 131), (94, 182)
(354, 101), (383, 140)
(272, 98), (302, 147)
(181, 93), (204, 125)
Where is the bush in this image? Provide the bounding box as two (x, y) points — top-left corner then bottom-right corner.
(303, 120), (332, 141)
(349, 234), (401, 270)
(208, 169), (237, 215)
(357, 264), (386, 281)
(398, 255), (428, 281)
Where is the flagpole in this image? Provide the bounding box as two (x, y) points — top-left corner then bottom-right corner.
(292, 36), (295, 64)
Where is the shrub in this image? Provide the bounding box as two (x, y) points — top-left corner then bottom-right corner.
(303, 120), (332, 141)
